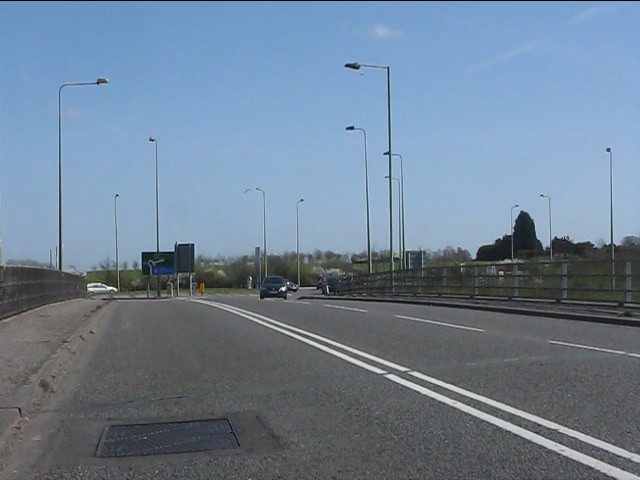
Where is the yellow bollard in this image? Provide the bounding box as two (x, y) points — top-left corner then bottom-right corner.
(198, 282), (205, 295)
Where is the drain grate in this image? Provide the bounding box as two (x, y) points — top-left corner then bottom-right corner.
(95, 418), (239, 458)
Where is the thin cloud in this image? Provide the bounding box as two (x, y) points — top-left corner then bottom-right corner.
(470, 42), (540, 73)
(372, 23), (403, 39)
(567, 4), (614, 26)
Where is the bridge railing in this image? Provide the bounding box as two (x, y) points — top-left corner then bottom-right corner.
(340, 259), (640, 306)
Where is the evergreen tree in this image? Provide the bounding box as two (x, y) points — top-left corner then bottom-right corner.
(513, 211), (543, 254)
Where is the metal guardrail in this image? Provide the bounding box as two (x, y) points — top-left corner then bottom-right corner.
(0, 266), (86, 320)
(341, 260), (640, 306)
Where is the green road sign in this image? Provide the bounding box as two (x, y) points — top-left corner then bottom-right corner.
(141, 251), (175, 275)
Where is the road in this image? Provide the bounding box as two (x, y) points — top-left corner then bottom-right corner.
(1, 292), (639, 479)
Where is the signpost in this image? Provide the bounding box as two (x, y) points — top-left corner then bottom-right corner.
(174, 243), (195, 296)
(141, 251), (174, 297)
(405, 250), (426, 270)
(142, 251), (175, 275)
(141, 244), (195, 297)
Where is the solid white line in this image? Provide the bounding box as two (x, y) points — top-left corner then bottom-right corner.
(192, 300), (386, 375)
(325, 304), (368, 313)
(190, 299), (640, 473)
(406, 371), (640, 465)
(295, 301), (311, 305)
(549, 340), (640, 359)
(198, 300), (410, 373)
(395, 314), (484, 332)
(385, 374), (640, 480)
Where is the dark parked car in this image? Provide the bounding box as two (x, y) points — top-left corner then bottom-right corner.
(318, 274), (342, 295)
(325, 275), (343, 294)
(259, 275), (288, 299)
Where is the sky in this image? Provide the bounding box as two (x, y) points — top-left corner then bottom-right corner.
(1, 1), (638, 271)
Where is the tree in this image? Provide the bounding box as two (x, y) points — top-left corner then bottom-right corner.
(475, 211), (542, 261)
(621, 235), (640, 248)
(574, 241), (596, 258)
(551, 236), (575, 257)
(476, 244), (498, 261)
(6, 258), (51, 268)
(513, 211), (543, 255)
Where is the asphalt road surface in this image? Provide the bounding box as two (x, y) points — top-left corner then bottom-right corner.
(1, 292), (639, 479)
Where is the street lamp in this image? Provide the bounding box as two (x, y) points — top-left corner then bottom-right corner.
(511, 204), (519, 262)
(245, 187), (267, 280)
(346, 125), (372, 274)
(539, 194), (552, 260)
(58, 77), (108, 271)
(384, 151), (405, 269)
(149, 136), (161, 297)
(385, 175), (401, 270)
(114, 193), (120, 292)
(606, 146), (614, 290)
(346, 61), (394, 273)
(296, 198), (304, 286)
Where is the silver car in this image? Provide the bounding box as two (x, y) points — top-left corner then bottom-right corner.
(87, 282), (118, 296)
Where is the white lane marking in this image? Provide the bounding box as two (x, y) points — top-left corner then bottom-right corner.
(395, 314), (484, 332)
(549, 340), (640, 359)
(295, 301), (311, 305)
(191, 299), (640, 475)
(406, 371), (640, 465)
(385, 374), (640, 480)
(325, 304), (368, 313)
(196, 300), (409, 373)
(192, 300), (386, 375)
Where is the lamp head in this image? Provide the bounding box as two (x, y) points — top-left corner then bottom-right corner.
(345, 62), (361, 70)
(149, 136), (156, 143)
(345, 125), (355, 131)
(96, 77), (109, 85)
(606, 147), (611, 153)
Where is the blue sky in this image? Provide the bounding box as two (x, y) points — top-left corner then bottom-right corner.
(1, 1), (638, 271)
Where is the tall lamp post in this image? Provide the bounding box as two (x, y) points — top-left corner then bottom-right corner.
(114, 193), (120, 292)
(346, 125), (372, 274)
(245, 187), (267, 279)
(606, 146), (614, 290)
(296, 198), (304, 286)
(58, 77), (108, 271)
(345, 61), (393, 273)
(385, 175), (401, 270)
(539, 194), (552, 260)
(149, 136), (161, 297)
(511, 204), (519, 262)
(384, 151), (405, 269)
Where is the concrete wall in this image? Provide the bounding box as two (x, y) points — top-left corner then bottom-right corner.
(0, 266), (86, 320)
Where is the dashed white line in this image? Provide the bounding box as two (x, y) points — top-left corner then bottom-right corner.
(395, 314), (484, 332)
(191, 299), (640, 479)
(325, 304), (368, 313)
(549, 340), (640, 359)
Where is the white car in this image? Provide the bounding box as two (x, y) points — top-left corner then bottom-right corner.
(87, 282), (118, 295)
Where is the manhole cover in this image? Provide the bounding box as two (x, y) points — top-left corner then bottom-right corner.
(95, 418), (239, 458)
